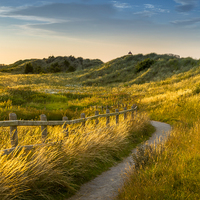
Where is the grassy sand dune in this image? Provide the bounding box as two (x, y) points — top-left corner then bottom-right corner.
(1, 53), (200, 199)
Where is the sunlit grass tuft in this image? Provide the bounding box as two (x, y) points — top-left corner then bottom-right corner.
(0, 112), (152, 199)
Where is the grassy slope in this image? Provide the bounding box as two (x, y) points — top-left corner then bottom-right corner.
(69, 53), (199, 86)
(0, 56), (103, 74)
(113, 56), (200, 199)
(0, 53), (199, 121)
(0, 54), (157, 199)
(1, 53), (200, 199)
(1, 53), (200, 123)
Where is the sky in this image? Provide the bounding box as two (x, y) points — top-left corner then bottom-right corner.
(1, 0), (200, 64)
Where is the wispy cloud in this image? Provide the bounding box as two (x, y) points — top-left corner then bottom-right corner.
(15, 23), (80, 40)
(0, 2), (120, 39)
(0, 5), (67, 24)
(112, 1), (131, 9)
(0, 13), (66, 24)
(144, 4), (155, 9)
(0, 5), (28, 14)
(8, 3), (115, 20)
(134, 4), (169, 17)
(171, 17), (200, 26)
(0, 3), (116, 28)
(174, 0), (198, 12)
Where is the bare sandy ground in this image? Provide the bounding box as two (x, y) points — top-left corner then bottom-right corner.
(68, 121), (171, 200)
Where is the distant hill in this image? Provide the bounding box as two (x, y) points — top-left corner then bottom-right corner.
(0, 56), (103, 74)
(70, 53), (200, 86)
(1, 53), (200, 87)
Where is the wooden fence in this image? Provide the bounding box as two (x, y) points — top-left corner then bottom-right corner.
(0, 105), (137, 155)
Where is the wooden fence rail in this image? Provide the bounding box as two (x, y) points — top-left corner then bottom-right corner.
(0, 105), (137, 155)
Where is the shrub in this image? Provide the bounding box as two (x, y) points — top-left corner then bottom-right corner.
(67, 66), (76, 72)
(69, 55), (76, 62)
(168, 58), (179, 69)
(182, 57), (197, 66)
(34, 65), (43, 74)
(46, 55), (55, 64)
(64, 59), (70, 68)
(135, 58), (155, 72)
(77, 57), (83, 65)
(49, 63), (61, 73)
(24, 63), (33, 74)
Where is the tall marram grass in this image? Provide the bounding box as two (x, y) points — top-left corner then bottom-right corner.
(0, 113), (153, 199)
(115, 121), (200, 200)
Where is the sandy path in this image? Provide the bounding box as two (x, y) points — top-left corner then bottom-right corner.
(68, 121), (171, 200)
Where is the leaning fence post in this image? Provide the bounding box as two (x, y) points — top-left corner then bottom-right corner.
(40, 114), (47, 142)
(62, 116), (68, 137)
(131, 105), (134, 119)
(95, 111), (99, 125)
(9, 113), (18, 147)
(115, 109), (119, 124)
(106, 109), (110, 126)
(124, 106), (127, 120)
(81, 113), (86, 127)
(133, 104), (137, 118)
(135, 105), (137, 118)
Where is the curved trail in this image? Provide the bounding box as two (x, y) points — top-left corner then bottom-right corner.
(68, 121), (171, 200)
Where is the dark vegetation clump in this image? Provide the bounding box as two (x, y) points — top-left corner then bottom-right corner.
(69, 55), (76, 62)
(46, 55), (55, 64)
(181, 57), (197, 66)
(34, 65), (44, 74)
(48, 62), (61, 73)
(67, 66), (76, 72)
(193, 84), (200, 94)
(135, 58), (155, 73)
(77, 57), (83, 65)
(64, 59), (70, 67)
(24, 63), (34, 74)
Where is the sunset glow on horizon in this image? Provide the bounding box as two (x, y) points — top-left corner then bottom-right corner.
(1, 0), (200, 64)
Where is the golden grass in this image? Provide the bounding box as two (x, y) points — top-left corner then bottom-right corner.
(0, 113), (152, 199)
(1, 56), (200, 199)
(114, 63), (200, 200)
(116, 122), (200, 200)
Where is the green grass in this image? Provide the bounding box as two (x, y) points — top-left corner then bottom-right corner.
(1, 52), (200, 199)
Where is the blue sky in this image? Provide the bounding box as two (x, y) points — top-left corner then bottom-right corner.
(1, 0), (200, 64)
